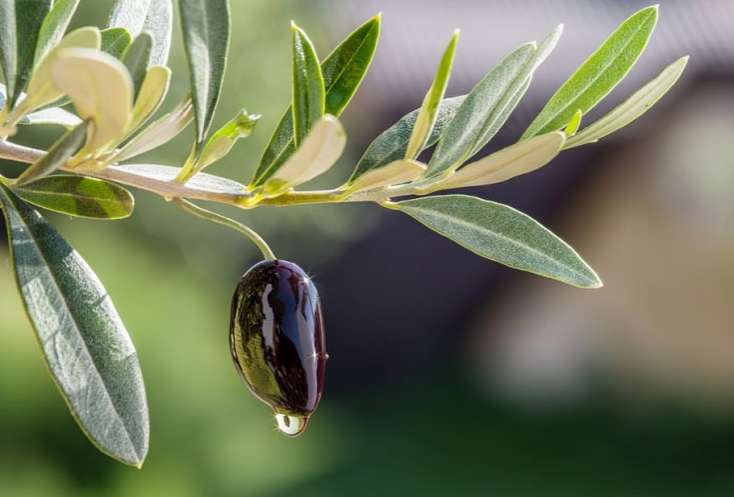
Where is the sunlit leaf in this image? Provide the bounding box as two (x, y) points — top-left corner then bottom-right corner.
(349, 95), (465, 182)
(108, 0), (172, 65)
(127, 65), (171, 133)
(427, 131), (565, 191)
(52, 48), (133, 152)
(564, 109), (583, 137)
(347, 159), (425, 194)
(109, 163), (247, 196)
(405, 30), (459, 160)
(12, 175), (134, 219)
(253, 14), (380, 186)
(116, 97), (192, 161)
(395, 194), (601, 288)
(196, 109), (260, 170)
(122, 32), (153, 98)
(14, 121), (88, 186)
(100, 27), (132, 59)
(33, 0), (80, 66)
(291, 22), (325, 148)
(566, 56), (688, 149)
(522, 6), (658, 139)
(20, 106), (81, 128)
(262, 115), (345, 197)
(0, 186), (148, 466)
(178, 0), (230, 148)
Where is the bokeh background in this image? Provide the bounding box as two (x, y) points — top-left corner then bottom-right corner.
(1, 0), (734, 495)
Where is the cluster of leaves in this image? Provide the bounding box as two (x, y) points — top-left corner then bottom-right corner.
(0, 0), (686, 467)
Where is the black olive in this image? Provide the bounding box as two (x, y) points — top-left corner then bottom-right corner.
(229, 259), (326, 436)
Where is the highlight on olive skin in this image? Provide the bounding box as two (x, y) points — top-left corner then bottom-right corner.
(229, 259), (327, 436)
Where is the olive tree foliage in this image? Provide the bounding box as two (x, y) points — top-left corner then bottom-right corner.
(0, 0), (686, 466)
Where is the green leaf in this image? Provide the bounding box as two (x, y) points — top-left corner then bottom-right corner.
(291, 22), (325, 148)
(424, 42), (538, 179)
(349, 95), (465, 182)
(522, 5), (658, 139)
(122, 32), (153, 98)
(33, 0), (80, 67)
(178, 0), (230, 148)
(116, 98), (192, 161)
(14, 121), (88, 186)
(426, 131), (566, 191)
(262, 115), (345, 198)
(196, 109), (260, 170)
(0, 186), (148, 466)
(110, 163), (247, 196)
(127, 65), (171, 133)
(12, 175), (134, 219)
(108, 0), (172, 65)
(564, 109), (583, 136)
(405, 29), (459, 160)
(395, 194), (601, 288)
(52, 48), (133, 152)
(566, 56), (688, 149)
(100, 27), (132, 59)
(252, 14), (380, 186)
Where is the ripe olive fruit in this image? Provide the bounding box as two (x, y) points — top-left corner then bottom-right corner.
(229, 259), (326, 436)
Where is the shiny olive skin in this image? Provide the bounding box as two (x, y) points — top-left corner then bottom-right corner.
(229, 259), (326, 432)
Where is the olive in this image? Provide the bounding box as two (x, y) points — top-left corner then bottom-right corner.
(229, 259), (326, 436)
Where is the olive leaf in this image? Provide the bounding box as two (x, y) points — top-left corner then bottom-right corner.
(395, 194), (601, 288)
(33, 0), (80, 67)
(14, 121), (89, 186)
(178, 0), (230, 149)
(291, 22), (325, 148)
(566, 56), (688, 149)
(23, 27), (101, 113)
(405, 29), (459, 160)
(522, 5), (658, 139)
(12, 175), (134, 219)
(195, 109), (260, 171)
(262, 115), (346, 198)
(108, 0), (172, 65)
(348, 95), (465, 182)
(253, 14), (380, 186)
(127, 65), (171, 134)
(20, 106), (81, 128)
(122, 32), (153, 98)
(116, 98), (193, 161)
(52, 48), (133, 152)
(564, 109), (583, 137)
(0, 186), (149, 466)
(101, 27), (132, 59)
(110, 163), (247, 196)
(425, 131), (565, 191)
(346, 159), (425, 194)
(0, 0), (52, 109)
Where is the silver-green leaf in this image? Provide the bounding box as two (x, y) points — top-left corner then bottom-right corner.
(522, 5), (658, 139)
(0, 186), (149, 466)
(33, 0), (80, 67)
(108, 0), (172, 65)
(122, 32), (153, 98)
(100, 27), (132, 59)
(395, 194), (602, 288)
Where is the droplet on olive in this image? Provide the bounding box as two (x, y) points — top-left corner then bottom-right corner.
(229, 259), (327, 436)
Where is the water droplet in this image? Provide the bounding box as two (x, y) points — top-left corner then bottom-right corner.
(275, 413), (309, 437)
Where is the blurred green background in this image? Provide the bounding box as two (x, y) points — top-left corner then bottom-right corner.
(2, 1), (734, 496)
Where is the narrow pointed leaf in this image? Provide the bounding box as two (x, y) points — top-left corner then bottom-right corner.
(196, 109), (260, 170)
(116, 98), (192, 161)
(15, 121), (88, 185)
(291, 22), (325, 148)
(405, 30), (459, 160)
(395, 194), (601, 288)
(0, 2), (17, 104)
(424, 42), (537, 179)
(52, 48), (133, 151)
(178, 0), (230, 147)
(430, 131), (565, 190)
(262, 115), (345, 197)
(522, 6), (658, 139)
(109, 163), (247, 196)
(101, 27), (132, 59)
(566, 56), (688, 149)
(347, 159), (425, 193)
(0, 186), (148, 465)
(12, 175), (134, 219)
(33, 0), (80, 67)
(128, 65), (171, 133)
(20, 106), (81, 128)
(253, 14), (380, 185)
(122, 33), (153, 98)
(349, 95), (465, 182)
(108, 0), (172, 65)
(564, 109), (583, 136)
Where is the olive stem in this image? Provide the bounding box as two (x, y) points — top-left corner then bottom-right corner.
(174, 198), (276, 260)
